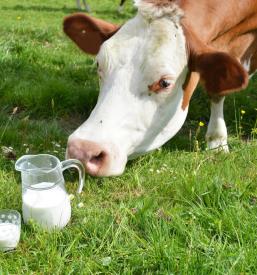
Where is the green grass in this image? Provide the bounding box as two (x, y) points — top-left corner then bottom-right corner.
(0, 0), (257, 274)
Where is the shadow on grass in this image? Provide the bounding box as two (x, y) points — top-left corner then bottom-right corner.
(0, 56), (99, 119)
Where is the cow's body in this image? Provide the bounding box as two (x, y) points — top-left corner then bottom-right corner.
(63, 0), (256, 176)
(179, 0), (257, 74)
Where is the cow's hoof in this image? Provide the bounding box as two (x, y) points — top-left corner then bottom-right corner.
(207, 139), (229, 152)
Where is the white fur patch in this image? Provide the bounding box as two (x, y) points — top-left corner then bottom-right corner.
(134, 0), (183, 22)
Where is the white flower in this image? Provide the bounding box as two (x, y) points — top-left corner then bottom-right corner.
(78, 202), (84, 208)
(102, 257), (112, 266)
(51, 141), (61, 148)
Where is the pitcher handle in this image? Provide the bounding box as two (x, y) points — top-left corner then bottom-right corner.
(61, 159), (85, 194)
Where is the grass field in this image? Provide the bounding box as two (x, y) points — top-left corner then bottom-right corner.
(0, 0), (257, 274)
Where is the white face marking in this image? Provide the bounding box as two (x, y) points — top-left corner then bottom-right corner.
(69, 10), (188, 175)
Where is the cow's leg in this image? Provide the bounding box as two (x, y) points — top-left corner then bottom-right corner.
(82, 0), (90, 12)
(76, 0), (81, 10)
(120, 0), (126, 6)
(118, 0), (126, 13)
(206, 97), (229, 152)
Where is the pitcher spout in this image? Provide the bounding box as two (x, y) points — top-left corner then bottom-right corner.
(15, 155), (38, 172)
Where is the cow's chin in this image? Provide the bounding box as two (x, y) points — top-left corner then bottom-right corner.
(66, 128), (180, 176)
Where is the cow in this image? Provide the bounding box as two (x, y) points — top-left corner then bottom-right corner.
(64, 0), (256, 177)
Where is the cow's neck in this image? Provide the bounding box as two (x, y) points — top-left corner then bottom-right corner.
(178, 0), (257, 73)
(180, 0), (257, 44)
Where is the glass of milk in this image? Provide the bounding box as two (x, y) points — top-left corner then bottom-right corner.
(0, 210), (21, 252)
(15, 154), (85, 230)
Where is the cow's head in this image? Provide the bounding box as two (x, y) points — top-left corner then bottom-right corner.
(64, 0), (248, 176)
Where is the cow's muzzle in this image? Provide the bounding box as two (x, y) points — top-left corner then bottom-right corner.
(66, 138), (126, 176)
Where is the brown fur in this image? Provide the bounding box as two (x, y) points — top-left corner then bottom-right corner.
(194, 52), (248, 95)
(63, 13), (119, 55)
(182, 71), (200, 110)
(178, 0), (257, 96)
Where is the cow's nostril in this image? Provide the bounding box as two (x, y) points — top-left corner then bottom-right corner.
(86, 151), (107, 175)
(89, 152), (106, 166)
(67, 139), (110, 176)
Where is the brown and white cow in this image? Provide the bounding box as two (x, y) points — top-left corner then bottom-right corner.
(64, 0), (256, 176)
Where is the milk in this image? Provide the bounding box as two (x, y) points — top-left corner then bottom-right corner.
(22, 182), (71, 230)
(0, 223), (20, 252)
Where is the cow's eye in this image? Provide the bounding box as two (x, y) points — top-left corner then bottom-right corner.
(148, 76), (174, 93)
(159, 79), (171, 89)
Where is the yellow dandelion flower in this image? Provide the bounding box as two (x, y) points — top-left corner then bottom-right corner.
(17, 16), (21, 20)
(199, 121), (205, 127)
(241, 110), (246, 115)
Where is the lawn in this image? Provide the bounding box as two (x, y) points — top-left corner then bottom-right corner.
(0, 0), (257, 274)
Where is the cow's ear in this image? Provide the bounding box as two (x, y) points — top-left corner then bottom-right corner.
(63, 13), (119, 55)
(193, 52), (249, 96)
(183, 26), (249, 96)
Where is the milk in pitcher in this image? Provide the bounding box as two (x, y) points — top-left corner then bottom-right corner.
(15, 154), (85, 230)
(22, 182), (71, 229)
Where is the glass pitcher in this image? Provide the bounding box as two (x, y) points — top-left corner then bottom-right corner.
(15, 154), (85, 230)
